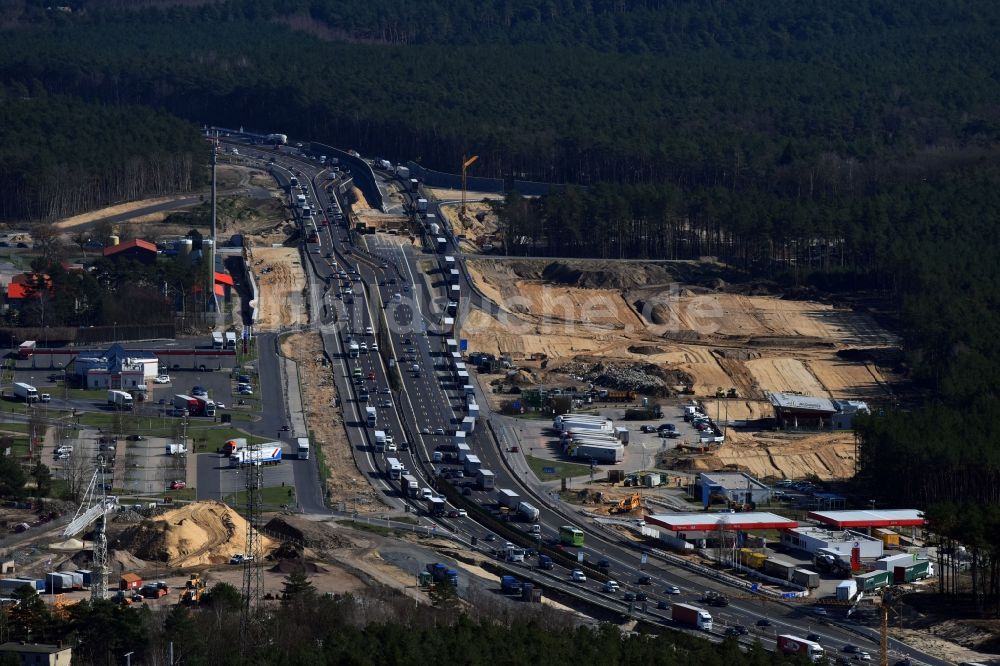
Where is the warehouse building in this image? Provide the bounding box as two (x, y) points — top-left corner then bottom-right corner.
(697, 471), (771, 508)
(103, 238), (158, 265)
(768, 392), (870, 430)
(72, 343), (158, 389)
(780, 525), (884, 559)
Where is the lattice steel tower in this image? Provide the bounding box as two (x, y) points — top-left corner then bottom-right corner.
(239, 457), (264, 653)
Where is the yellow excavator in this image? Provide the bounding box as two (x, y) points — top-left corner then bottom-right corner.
(610, 492), (642, 514)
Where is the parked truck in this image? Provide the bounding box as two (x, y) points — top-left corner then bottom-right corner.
(672, 603), (713, 631)
(777, 635), (825, 663)
(107, 389), (134, 410)
(12, 382), (38, 403)
(195, 396), (216, 417)
(425, 563), (458, 587)
(516, 502), (540, 522)
(212, 331), (224, 349)
(17, 341), (36, 359)
(222, 438), (247, 455)
(568, 441), (624, 464)
(165, 443), (188, 455)
(229, 445), (282, 467)
(173, 394), (201, 416)
(792, 568), (820, 589)
(893, 560), (932, 583)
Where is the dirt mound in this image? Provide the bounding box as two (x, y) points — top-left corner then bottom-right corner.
(262, 516), (353, 551)
(113, 501), (273, 568)
(560, 358), (690, 397)
(628, 345), (664, 355)
(540, 261), (674, 290)
(269, 559), (328, 574)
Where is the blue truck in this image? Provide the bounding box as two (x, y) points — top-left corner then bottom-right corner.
(426, 563), (459, 587)
(500, 575), (523, 594)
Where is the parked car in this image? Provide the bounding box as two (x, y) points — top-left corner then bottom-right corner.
(154, 375), (171, 384)
(169, 480), (186, 490)
(191, 386), (207, 397)
(640, 425), (657, 433)
(39, 393), (51, 403)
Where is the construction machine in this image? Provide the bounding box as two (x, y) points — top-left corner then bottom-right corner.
(180, 573), (206, 605)
(610, 492), (641, 514)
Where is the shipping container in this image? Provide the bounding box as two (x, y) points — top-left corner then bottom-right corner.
(763, 557), (797, 581)
(836, 579), (858, 600)
(854, 569), (892, 592)
(893, 560), (931, 583)
(792, 569), (820, 589)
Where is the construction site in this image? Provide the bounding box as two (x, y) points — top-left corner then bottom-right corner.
(462, 257), (901, 481)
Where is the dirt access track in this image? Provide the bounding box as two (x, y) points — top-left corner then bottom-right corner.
(464, 258), (901, 480)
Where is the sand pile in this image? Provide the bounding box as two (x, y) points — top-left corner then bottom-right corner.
(113, 501), (273, 567)
(262, 515), (353, 551)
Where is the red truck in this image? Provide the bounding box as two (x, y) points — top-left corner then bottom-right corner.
(777, 635), (825, 662)
(173, 394), (202, 416)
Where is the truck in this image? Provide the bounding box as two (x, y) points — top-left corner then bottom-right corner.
(374, 430), (387, 452)
(557, 418), (614, 435)
(568, 442), (624, 464)
(429, 222), (440, 236)
(409, 178), (419, 192)
(296, 437), (310, 460)
(500, 575), (523, 594)
(265, 133), (288, 145)
(894, 560), (932, 583)
(425, 563), (459, 587)
(347, 340), (360, 358)
(516, 501), (540, 522)
(107, 389), (134, 410)
(461, 416), (476, 433)
(416, 198), (428, 214)
(476, 469), (495, 490)
(497, 489), (520, 510)
(165, 443), (188, 455)
(366, 406), (377, 427)
(463, 454), (481, 475)
(671, 603), (713, 631)
(17, 341), (36, 359)
(763, 557), (797, 582)
(225, 331), (237, 349)
(13, 382), (39, 403)
(792, 568), (820, 589)
(553, 413), (609, 429)
(195, 396), (216, 417)
(396, 166), (410, 179)
(222, 438), (247, 455)
(212, 331), (224, 349)
(426, 496), (446, 516)
(854, 569), (892, 592)
(295, 194), (307, 208)
(174, 394), (201, 416)
(777, 635), (825, 663)
(400, 474), (419, 498)
(229, 445), (282, 467)
(436, 237), (447, 253)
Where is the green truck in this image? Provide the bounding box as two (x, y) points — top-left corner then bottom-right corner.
(854, 569), (892, 592)
(893, 560), (932, 583)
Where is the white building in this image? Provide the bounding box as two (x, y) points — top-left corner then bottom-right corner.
(72, 343), (158, 389)
(780, 526), (883, 559)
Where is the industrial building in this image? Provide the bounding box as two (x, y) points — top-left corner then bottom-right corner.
(72, 343), (159, 389)
(780, 525), (884, 559)
(103, 238), (158, 265)
(697, 471), (771, 508)
(767, 392), (870, 430)
(0, 641), (73, 666)
(807, 509), (925, 530)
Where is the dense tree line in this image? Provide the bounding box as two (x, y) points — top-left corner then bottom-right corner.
(0, 95), (205, 222)
(0, 577), (794, 666)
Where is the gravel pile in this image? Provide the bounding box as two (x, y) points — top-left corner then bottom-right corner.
(560, 360), (689, 397)
(113, 510), (144, 524)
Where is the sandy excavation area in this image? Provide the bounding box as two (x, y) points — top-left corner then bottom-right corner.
(248, 246), (306, 330)
(281, 333), (386, 512)
(112, 501), (274, 568)
(464, 258), (901, 480)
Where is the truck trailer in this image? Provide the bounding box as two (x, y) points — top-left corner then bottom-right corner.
(400, 474), (419, 498)
(229, 445), (282, 467)
(777, 635), (825, 663)
(107, 389), (134, 410)
(497, 488), (520, 510)
(366, 406), (377, 427)
(671, 603), (713, 631)
(516, 502), (540, 522)
(567, 441), (624, 464)
(476, 469), (495, 490)
(13, 382), (39, 403)
(173, 394), (201, 416)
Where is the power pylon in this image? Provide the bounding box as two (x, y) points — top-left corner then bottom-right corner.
(239, 458), (264, 654)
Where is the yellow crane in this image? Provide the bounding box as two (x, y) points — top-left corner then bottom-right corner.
(461, 154), (479, 217)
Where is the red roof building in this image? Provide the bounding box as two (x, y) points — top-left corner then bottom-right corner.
(103, 239), (158, 265)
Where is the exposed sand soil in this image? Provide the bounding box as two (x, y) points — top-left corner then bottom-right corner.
(280, 333), (386, 512)
(54, 195), (196, 230)
(113, 501), (274, 568)
(680, 430), (858, 480)
(248, 246), (306, 330)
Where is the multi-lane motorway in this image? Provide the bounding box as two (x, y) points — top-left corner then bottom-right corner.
(223, 142), (940, 665)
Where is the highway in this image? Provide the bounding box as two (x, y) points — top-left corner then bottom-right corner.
(222, 141), (941, 665)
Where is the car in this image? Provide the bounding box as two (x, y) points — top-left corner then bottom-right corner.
(623, 591), (636, 602)
(214, 403), (225, 409)
(853, 654), (872, 662)
(154, 375), (170, 384)
(191, 386), (207, 397)
(39, 393), (51, 403)
(56, 453), (70, 460)
(371, 342), (379, 351)
(837, 658), (852, 666)
(402, 337), (412, 345)
(842, 645), (860, 654)
(457, 509), (467, 518)
(367, 371), (376, 381)
(731, 625), (749, 635)
(571, 569), (587, 582)
(99, 443), (116, 452)
(170, 480), (186, 490)
(657, 600), (670, 610)
(665, 585), (681, 595)
(755, 618), (772, 627)
(447, 510), (460, 518)
(637, 575), (652, 585)
(813, 607), (828, 616)
(635, 592), (648, 602)
(724, 627), (742, 637)
(359, 342), (368, 352)
(603, 580), (620, 593)
(379, 387), (390, 394)
(462, 487), (472, 495)
(434, 428), (445, 435)
(657, 423), (677, 432)
(640, 425), (657, 433)
(55, 445), (73, 454)
(239, 387), (253, 395)
(597, 559), (611, 571)
(365, 326), (374, 335)
(806, 633), (822, 642)
(229, 554), (248, 565)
